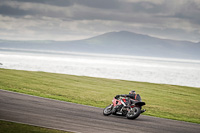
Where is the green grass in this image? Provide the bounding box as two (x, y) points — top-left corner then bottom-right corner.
(0, 68), (200, 124)
(0, 120), (71, 133)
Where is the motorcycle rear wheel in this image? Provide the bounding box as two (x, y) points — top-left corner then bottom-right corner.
(103, 104), (113, 116)
(126, 106), (141, 119)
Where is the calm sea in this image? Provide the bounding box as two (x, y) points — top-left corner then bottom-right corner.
(1, 49), (200, 88)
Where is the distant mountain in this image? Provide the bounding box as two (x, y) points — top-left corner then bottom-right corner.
(0, 31), (200, 60)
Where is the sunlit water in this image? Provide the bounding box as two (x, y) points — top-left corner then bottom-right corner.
(1, 50), (200, 88)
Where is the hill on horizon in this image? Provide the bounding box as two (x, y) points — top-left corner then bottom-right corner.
(0, 31), (200, 60)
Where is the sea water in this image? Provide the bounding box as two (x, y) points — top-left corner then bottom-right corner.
(1, 50), (200, 88)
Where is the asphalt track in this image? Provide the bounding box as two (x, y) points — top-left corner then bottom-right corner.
(0, 89), (199, 133)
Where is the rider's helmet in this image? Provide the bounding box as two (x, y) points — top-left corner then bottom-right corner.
(129, 90), (136, 94)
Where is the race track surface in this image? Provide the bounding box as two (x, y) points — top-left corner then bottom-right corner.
(0, 89), (199, 133)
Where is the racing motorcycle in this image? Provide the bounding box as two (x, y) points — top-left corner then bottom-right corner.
(103, 94), (146, 119)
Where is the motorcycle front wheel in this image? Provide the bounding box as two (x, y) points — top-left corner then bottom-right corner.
(126, 106), (141, 119)
(103, 104), (113, 116)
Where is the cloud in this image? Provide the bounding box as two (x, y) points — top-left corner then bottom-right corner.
(0, 0), (199, 42)
(0, 5), (36, 16)
(170, 1), (200, 25)
(8, 0), (74, 7)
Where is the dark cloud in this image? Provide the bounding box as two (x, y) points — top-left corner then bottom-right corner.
(2, 0), (198, 24)
(0, 0), (199, 42)
(0, 1), (72, 18)
(76, 0), (120, 10)
(130, 1), (164, 13)
(0, 0), (128, 21)
(10, 0), (74, 7)
(0, 5), (35, 16)
(172, 1), (200, 25)
(172, 13), (200, 25)
(11, 0), (120, 9)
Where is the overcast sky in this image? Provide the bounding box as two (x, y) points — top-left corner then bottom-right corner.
(0, 0), (200, 42)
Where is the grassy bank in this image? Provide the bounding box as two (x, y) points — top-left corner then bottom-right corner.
(0, 68), (199, 124)
(0, 120), (71, 133)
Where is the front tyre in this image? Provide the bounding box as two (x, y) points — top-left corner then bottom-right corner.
(126, 107), (141, 119)
(103, 104), (113, 116)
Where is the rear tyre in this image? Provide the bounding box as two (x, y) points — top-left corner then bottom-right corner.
(103, 104), (113, 116)
(126, 107), (141, 119)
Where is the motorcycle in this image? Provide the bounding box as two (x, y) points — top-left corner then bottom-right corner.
(103, 94), (146, 119)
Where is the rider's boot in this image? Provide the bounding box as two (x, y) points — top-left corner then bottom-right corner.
(141, 109), (146, 113)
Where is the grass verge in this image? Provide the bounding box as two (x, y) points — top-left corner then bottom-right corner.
(0, 120), (71, 133)
(0, 68), (200, 124)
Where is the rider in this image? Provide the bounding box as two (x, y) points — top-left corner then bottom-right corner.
(113, 90), (145, 113)
(115, 90), (140, 103)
